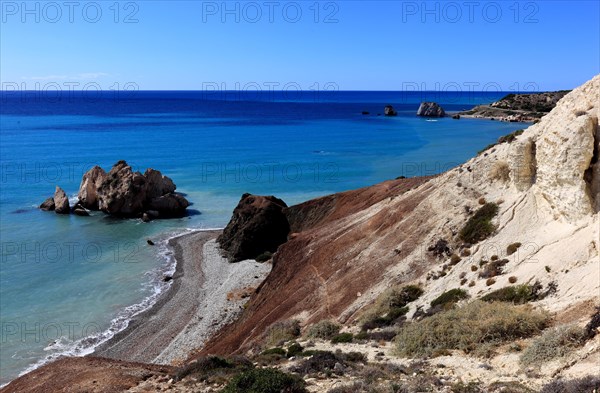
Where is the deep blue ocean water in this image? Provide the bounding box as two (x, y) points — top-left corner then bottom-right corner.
(0, 90), (526, 384)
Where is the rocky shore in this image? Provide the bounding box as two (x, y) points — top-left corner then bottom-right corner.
(92, 230), (271, 365)
(458, 90), (570, 122)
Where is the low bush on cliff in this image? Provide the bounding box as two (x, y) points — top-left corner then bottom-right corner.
(263, 320), (301, 347)
(520, 325), (587, 366)
(222, 368), (306, 393)
(506, 242), (522, 256)
(430, 288), (469, 309)
(478, 258), (509, 279)
(331, 332), (354, 344)
(459, 203), (499, 244)
(291, 350), (366, 376)
(395, 301), (549, 358)
(360, 285), (423, 330)
(306, 320), (341, 340)
(174, 355), (251, 383)
(481, 284), (539, 304)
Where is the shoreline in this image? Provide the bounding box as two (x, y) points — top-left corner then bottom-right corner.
(92, 229), (272, 365)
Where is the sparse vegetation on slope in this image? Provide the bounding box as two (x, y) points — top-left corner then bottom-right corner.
(306, 320), (341, 340)
(395, 301), (550, 357)
(520, 325), (587, 366)
(481, 284), (539, 304)
(459, 203), (499, 243)
(222, 368), (306, 393)
(430, 288), (469, 309)
(360, 285), (423, 330)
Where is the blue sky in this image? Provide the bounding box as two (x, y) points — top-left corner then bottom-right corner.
(1, 0), (599, 90)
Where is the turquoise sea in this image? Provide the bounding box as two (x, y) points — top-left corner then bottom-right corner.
(0, 90), (526, 384)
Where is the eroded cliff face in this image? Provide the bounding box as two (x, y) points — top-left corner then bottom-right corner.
(509, 77), (600, 220)
(201, 75), (600, 355)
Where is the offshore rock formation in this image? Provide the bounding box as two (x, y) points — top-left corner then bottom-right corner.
(218, 194), (290, 262)
(39, 186), (70, 214)
(40, 161), (189, 219)
(77, 165), (106, 210)
(384, 105), (397, 116)
(417, 102), (446, 117)
(95, 161), (187, 218)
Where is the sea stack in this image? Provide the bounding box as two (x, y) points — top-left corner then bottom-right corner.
(417, 102), (446, 117)
(218, 193), (290, 262)
(384, 105), (398, 116)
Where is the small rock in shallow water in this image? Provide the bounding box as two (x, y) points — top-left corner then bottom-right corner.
(163, 275), (172, 282)
(147, 239), (155, 246)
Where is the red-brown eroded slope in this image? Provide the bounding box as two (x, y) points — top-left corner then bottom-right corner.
(200, 176), (438, 355)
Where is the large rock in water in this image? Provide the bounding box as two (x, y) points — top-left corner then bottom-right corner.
(384, 105), (397, 116)
(89, 160), (189, 218)
(54, 186), (70, 214)
(218, 194), (290, 262)
(148, 193), (189, 217)
(96, 161), (147, 215)
(77, 166), (107, 210)
(417, 102), (446, 117)
(39, 197), (55, 211)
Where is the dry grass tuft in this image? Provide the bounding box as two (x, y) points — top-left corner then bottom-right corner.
(395, 301), (549, 357)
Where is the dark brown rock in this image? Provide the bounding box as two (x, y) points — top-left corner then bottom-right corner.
(97, 161), (147, 216)
(93, 161), (188, 218)
(218, 193), (290, 262)
(54, 186), (70, 214)
(147, 193), (189, 217)
(417, 102), (446, 117)
(384, 105), (397, 116)
(39, 197), (55, 211)
(78, 166), (106, 210)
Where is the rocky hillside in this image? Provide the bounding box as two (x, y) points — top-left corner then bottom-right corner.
(459, 90), (571, 122)
(3, 75), (598, 393)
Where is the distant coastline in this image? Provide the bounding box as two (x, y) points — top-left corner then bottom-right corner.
(457, 90), (570, 122)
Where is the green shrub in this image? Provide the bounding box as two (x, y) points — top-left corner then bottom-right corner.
(255, 251), (273, 262)
(506, 242), (522, 256)
(261, 347), (286, 356)
(291, 351), (340, 376)
(459, 203), (499, 243)
(481, 284), (537, 304)
(306, 320), (341, 340)
(395, 301), (549, 357)
(520, 325), (587, 366)
(331, 332), (353, 344)
(286, 343), (304, 358)
(479, 259), (509, 278)
(450, 254), (462, 265)
(264, 320), (301, 347)
(174, 356), (251, 383)
(222, 368), (306, 393)
(360, 285), (422, 330)
(430, 288), (469, 308)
